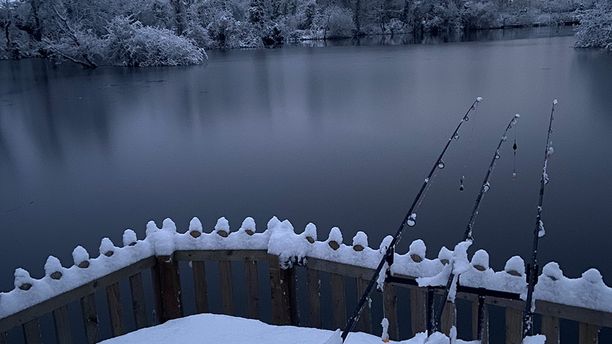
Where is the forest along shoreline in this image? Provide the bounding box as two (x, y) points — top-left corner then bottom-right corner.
(0, 0), (610, 68)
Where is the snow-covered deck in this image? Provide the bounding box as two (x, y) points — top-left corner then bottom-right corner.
(100, 313), (477, 344)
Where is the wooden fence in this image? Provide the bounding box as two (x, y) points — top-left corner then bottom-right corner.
(1, 249), (611, 344)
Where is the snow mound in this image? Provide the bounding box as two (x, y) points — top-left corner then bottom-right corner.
(100, 314), (476, 344)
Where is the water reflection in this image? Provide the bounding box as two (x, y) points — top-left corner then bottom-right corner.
(0, 30), (611, 313)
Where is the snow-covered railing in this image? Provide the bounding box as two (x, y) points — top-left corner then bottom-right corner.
(0, 216), (611, 344)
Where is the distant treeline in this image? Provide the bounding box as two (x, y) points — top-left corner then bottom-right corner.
(0, 0), (605, 67)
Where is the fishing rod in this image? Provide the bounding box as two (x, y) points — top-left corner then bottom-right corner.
(522, 99), (557, 337)
(340, 97), (483, 341)
(432, 113), (521, 335)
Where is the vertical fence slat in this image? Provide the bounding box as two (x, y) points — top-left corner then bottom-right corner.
(22, 319), (41, 344)
(505, 307), (522, 344)
(129, 272), (148, 329)
(472, 296), (489, 343)
(154, 256), (183, 323)
(269, 256), (298, 325)
(541, 315), (560, 344)
(53, 305), (72, 344)
(244, 258), (260, 319)
(0, 332), (7, 344)
(219, 260), (234, 315)
(441, 301), (456, 335)
(410, 288), (427, 335)
(579, 323), (599, 344)
(192, 261), (209, 314)
(355, 278), (372, 334)
(330, 273), (347, 330)
(106, 282), (124, 337)
(383, 284), (399, 340)
(307, 267), (322, 328)
(81, 293), (99, 344)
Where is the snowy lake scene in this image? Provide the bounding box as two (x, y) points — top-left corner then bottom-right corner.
(1, 0), (612, 343)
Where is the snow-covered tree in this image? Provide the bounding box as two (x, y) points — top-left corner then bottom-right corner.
(575, 0), (612, 51)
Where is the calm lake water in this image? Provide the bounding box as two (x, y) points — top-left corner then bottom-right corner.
(1, 28), (611, 339)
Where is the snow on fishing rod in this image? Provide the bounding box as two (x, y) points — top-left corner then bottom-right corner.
(340, 97), (483, 341)
(432, 113), (521, 335)
(522, 99), (557, 337)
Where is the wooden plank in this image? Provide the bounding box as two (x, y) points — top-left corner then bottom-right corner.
(355, 278), (372, 334)
(306, 257), (374, 280)
(307, 267), (322, 329)
(154, 256), (183, 322)
(106, 282), (123, 337)
(175, 250), (268, 262)
(541, 315), (559, 344)
(536, 300), (612, 328)
(578, 322), (599, 344)
(151, 263), (162, 325)
(440, 301), (456, 335)
(505, 307), (523, 344)
(472, 296), (489, 343)
(268, 256), (298, 325)
(219, 260), (234, 315)
(80, 293), (99, 344)
(244, 258), (259, 319)
(129, 272), (148, 329)
(192, 261), (209, 314)
(383, 284), (399, 340)
(330, 273), (347, 330)
(0, 256), (155, 332)
(410, 288), (427, 335)
(53, 305), (72, 344)
(22, 319), (41, 344)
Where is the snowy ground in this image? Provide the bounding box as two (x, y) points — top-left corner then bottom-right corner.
(100, 313), (479, 344)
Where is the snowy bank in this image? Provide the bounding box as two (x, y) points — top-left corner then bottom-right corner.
(1, 216), (612, 320)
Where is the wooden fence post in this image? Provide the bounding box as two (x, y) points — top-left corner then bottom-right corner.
(441, 301), (456, 335)
(472, 295), (489, 344)
(383, 284), (399, 340)
(80, 293), (99, 344)
(505, 307), (523, 344)
(307, 267), (322, 328)
(219, 260), (234, 315)
(330, 273), (347, 330)
(153, 255), (183, 323)
(541, 315), (560, 344)
(22, 319), (41, 344)
(410, 287), (427, 335)
(192, 261), (209, 314)
(129, 272), (149, 329)
(579, 323), (599, 344)
(355, 278), (372, 334)
(53, 305), (72, 344)
(244, 258), (260, 319)
(268, 255), (298, 326)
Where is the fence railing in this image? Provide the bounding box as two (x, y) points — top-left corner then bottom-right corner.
(0, 218), (611, 343)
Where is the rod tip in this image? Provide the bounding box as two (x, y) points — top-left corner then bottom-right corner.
(553, 99), (558, 105)
(476, 97), (483, 102)
(515, 113), (520, 118)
